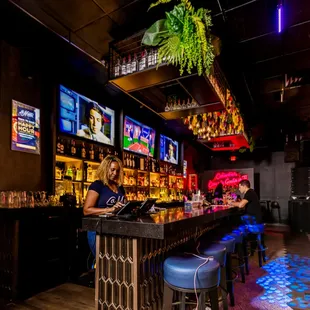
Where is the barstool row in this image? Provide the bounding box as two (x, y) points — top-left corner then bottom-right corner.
(163, 216), (267, 309)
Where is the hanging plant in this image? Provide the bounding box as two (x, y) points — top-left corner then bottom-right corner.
(142, 0), (216, 76)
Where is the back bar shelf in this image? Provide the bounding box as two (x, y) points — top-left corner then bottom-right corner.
(108, 31), (230, 119)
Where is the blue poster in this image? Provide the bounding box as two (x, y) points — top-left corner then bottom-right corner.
(11, 100), (40, 155)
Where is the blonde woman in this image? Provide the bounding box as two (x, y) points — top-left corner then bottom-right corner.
(84, 155), (126, 256)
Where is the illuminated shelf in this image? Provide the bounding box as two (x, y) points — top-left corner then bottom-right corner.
(56, 155), (82, 163)
(85, 160), (100, 165)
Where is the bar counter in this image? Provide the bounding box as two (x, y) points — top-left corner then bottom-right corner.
(82, 206), (241, 310)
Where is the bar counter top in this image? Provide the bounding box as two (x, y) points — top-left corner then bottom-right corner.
(82, 206), (241, 239)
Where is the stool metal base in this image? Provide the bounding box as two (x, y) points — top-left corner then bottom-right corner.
(163, 281), (220, 310)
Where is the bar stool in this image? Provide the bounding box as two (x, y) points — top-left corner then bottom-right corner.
(218, 234), (236, 307)
(236, 225), (250, 275)
(230, 230), (246, 283)
(200, 243), (229, 310)
(247, 223), (267, 267)
(163, 254), (221, 310)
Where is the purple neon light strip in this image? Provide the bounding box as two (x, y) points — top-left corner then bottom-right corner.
(278, 6), (282, 33)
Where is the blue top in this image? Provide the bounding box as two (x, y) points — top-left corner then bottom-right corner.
(89, 180), (126, 208)
(87, 180), (126, 257)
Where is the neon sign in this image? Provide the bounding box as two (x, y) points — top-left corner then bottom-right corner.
(207, 171), (248, 190)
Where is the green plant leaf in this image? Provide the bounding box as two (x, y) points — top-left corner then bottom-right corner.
(142, 19), (169, 46)
(148, 0), (172, 11)
(165, 5), (185, 34)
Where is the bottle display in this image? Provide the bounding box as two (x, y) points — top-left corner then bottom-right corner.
(112, 48), (160, 78)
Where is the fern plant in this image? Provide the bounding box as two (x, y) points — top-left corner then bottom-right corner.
(142, 0), (216, 76)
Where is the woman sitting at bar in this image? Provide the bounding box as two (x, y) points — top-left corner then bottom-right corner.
(84, 155), (126, 257)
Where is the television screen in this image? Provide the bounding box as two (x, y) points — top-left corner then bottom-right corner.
(59, 85), (115, 146)
(123, 116), (156, 157)
(160, 134), (179, 165)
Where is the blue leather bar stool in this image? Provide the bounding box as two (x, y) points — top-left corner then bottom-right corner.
(235, 225), (250, 275)
(240, 215), (267, 268)
(247, 223), (266, 267)
(200, 243), (228, 310)
(218, 234), (236, 307)
(163, 254), (221, 310)
(230, 229), (246, 283)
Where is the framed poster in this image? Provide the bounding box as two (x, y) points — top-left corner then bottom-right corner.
(11, 100), (40, 155)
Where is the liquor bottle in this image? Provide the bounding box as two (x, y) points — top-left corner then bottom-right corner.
(126, 154), (130, 168)
(56, 137), (64, 154)
(70, 140), (76, 156)
(121, 57), (127, 76)
(131, 53), (138, 73)
(81, 142), (86, 159)
(126, 55), (132, 75)
(87, 165), (93, 182)
(140, 157), (144, 171)
(139, 51), (146, 71)
(123, 153), (127, 168)
(182, 99), (186, 109)
(114, 58), (120, 78)
(132, 155), (135, 169)
(153, 49), (158, 65)
(83, 163), (88, 181)
(147, 49), (153, 67)
(89, 144), (94, 160)
(98, 148), (104, 162)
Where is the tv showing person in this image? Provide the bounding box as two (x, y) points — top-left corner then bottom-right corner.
(77, 101), (111, 144)
(164, 142), (177, 164)
(59, 85), (115, 146)
(160, 134), (179, 165)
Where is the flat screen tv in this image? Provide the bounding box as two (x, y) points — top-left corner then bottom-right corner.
(59, 85), (115, 146)
(160, 134), (179, 165)
(123, 116), (156, 157)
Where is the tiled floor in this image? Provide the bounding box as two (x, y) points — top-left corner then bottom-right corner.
(6, 229), (310, 310)
(233, 230), (310, 310)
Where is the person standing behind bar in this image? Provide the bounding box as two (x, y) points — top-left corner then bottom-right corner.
(230, 180), (262, 223)
(83, 155), (126, 257)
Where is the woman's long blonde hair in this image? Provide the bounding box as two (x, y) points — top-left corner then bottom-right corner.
(96, 155), (124, 186)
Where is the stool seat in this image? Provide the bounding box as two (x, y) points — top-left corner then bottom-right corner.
(164, 255), (220, 289)
(237, 225), (248, 236)
(201, 243), (227, 266)
(241, 215), (257, 225)
(248, 224), (265, 234)
(219, 235), (235, 253)
(230, 230), (243, 244)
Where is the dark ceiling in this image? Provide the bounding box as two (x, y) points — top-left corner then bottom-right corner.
(3, 0), (310, 150)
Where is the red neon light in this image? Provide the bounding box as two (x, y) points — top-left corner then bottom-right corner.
(208, 171), (248, 190)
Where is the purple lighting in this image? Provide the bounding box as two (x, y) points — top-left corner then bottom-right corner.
(278, 5), (283, 33)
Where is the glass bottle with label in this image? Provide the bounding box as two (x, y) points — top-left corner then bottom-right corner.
(147, 49), (153, 67)
(139, 51), (146, 71)
(126, 55), (132, 75)
(81, 142), (86, 159)
(121, 57), (127, 76)
(114, 58), (120, 78)
(131, 53), (138, 73)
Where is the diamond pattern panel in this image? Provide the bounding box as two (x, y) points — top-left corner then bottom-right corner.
(96, 223), (218, 310)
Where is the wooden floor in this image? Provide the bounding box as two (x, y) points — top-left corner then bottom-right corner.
(6, 283), (95, 310)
